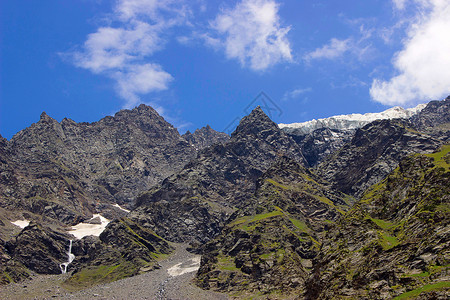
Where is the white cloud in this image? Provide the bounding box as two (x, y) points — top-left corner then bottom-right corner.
(73, 22), (162, 74)
(304, 38), (351, 61)
(370, 0), (450, 106)
(304, 25), (374, 63)
(392, 0), (408, 10)
(114, 64), (173, 107)
(282, 87), (312, 101)
(208, 0), (292, 71)
(68, 0), (187, 108)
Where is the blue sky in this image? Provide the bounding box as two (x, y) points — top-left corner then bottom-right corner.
(1, 0), (449, 139)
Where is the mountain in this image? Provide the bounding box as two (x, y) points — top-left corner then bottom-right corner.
(130, 106), (307, 244)
(0, 97), (448, 298)
(306, 145), (450, 299)
(279, 103), (426, 136)
(182, 125), (230, 150)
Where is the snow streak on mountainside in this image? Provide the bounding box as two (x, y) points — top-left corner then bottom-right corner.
(279, 103), (426, 135)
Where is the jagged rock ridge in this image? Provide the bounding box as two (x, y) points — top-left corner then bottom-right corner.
(0, 104), (196, 226)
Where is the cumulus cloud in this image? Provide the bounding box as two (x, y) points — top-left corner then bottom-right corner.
(370, 0), (450, 106)
(68, 0), (187, 108)
(114, 64), (173, 106)
(208, 0), (293, 71)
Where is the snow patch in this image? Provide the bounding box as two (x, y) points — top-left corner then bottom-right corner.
(11, 219), (30, 229)
(279, 103), (426, 135)
(68, 214), (110, 239)
(167, 256), (201, 277)
(113, 203), (130, 213)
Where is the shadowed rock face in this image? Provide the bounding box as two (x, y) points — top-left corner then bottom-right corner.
(316, 119), (442, 197)
(287, 127), (354, 167)
(182, 125), (229, 150)
(132, 106), (307, 244)
(0, 237), (30, 284)
(0, 104), (196, 226)
(5, 222), (73, 274)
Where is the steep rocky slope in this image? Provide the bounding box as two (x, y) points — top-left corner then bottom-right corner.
(131, 107), (307, 244)
(317, 119), (442, 197)
(183, 125), (230, 150)
(195, 156), (350, 298)
(0, 105), (196, 227)
(306, 145), (450, 299)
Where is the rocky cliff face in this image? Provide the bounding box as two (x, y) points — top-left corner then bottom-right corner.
(306, 146), (450, 299)
(411, 96), (450, 141)
(195, 157), (350, 297)
(0, 237), (30, 285)
(182, 125), (229, 150)
(316, 119), (442, 197)
(288, 128), (354, 167)
(131, 106), (307, 244)
(0, 104), (196, 226)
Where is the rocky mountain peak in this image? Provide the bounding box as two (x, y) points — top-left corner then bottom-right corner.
(38, 111), (59, 127)
(39, 111), (51, 120)
(231, 106), (279, 138)
(182, 124), (229, 150)
(112, 104), (167, 124)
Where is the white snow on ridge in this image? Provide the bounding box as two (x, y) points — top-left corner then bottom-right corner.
(68, 214), (110, 239)
(279, 104), (426, 135)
